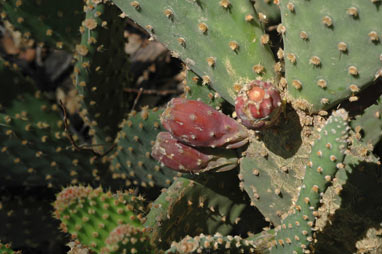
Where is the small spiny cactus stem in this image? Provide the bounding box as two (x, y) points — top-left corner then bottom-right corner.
(350, 96), (382, 146)
(151, 132), (238, 173)
(165, 233), (257, 253)
(235, 80), (282, 129)
(101, 224), (154, 254)
(0, 242), (21, 254)
(271, 109), (350, 254)
(53, 186), (147, 253)
(161, 98), (249, 149)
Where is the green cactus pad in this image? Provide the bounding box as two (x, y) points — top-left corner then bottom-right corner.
(280, 1), (382, 112)
(0, 57), (35, 109)
(0, 92), (103, 188)
(0, 187), (66, 253)
(184, 70), (225, 109)
(254, 0), (281, 25)
(240, 109), (312, 225)
(351, 96), (382, 146)
(73, 0), (132, 143)
(112, 0), (276, 105)
(0, 0), (83, 50)
(271, 109), (349, 254)
(314, 134), (380, 254)
(144, 170), (261, 250)
(53, 185), (147, 253)
(101, 224), (154, 254)
(109, 107), (178, 188)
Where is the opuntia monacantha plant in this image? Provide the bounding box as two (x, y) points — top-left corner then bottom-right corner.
(1, 0), (382, 253)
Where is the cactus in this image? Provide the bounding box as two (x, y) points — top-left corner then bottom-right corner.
(101, 224), (154, 254)
(1, 0), (382, 253)
(0, 92), (105, 188)
(184, 70), (225, 109)
(53, 185), (147, 253)
(0, 0), (83, 50)
(165, 233), (257, 254)
(270, 109), (350, 254)
(0, 57), (35, 109)
(144, 170), (263, 250)
(279, 1), (382, 112)
(112, 0), (276, 104)
(0, 187), (66, 253)
(72, 0), (132, 143)
(253, 0), (281, 26)
(351, 96), (382, 146)
(313, 134), (381, 254)
(108, 108), (178, 189)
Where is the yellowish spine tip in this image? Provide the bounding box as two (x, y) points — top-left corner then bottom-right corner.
(130, 1), (140, 10)
(317, 79), (327, 88)
(229, 41), (239, 51)
(347, 7), (358, 17)
(292, 80), (302, 90)
(348, 66), (359, 76)
(198, 23), (208, 33)
(309, 56), (321, 66)
(219, 0), (231, 8)
(322, 16), (333, 27)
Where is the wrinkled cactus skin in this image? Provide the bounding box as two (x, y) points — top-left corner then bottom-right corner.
(235, 80), (282, 129)
(151, 132), (215, 173)
(151, 132), (238, 173)
(161, 98), (249, 149)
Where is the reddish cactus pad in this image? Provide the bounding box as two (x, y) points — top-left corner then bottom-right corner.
(161, 98), (248, 149)
(151, 132), (215, 173)
(235, 80), (282, 129)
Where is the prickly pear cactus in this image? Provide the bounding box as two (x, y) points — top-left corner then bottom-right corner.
(279, 1), (382, 112)
(0, 0), (84, 50)
(0, 57), (35, 109)
(112, 0), (276, 104)
(73, 0), (132, 143)
(1, 0), (382, 253)
(0, 92), (102, 188)
(351, 96), (382, 146)
(144, 170), (264, 250)
(109, 108), (178, 188)
(53, 186), (148, 253)
(184, 70), (225, 109)
(271, 109), (349, 254)
(165, 233), (257, 254)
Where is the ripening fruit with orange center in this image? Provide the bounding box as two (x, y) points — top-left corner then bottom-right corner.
(235, 80), (282, 129)
(248, 86), (265, 102)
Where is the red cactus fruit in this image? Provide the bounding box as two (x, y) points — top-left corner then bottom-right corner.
(235, 80), (282, 129)
(151, 132), (238, 173)
(161, 98), (248, 149)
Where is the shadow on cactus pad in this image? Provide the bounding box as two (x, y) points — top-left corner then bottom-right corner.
(260, 106), (302, 159)
(315, 161), (382, 254)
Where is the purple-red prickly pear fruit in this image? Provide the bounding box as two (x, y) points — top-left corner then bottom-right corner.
(161, 98), (248, 149)
(235, 80), (282, 129)
(151, 132), (238, 173)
